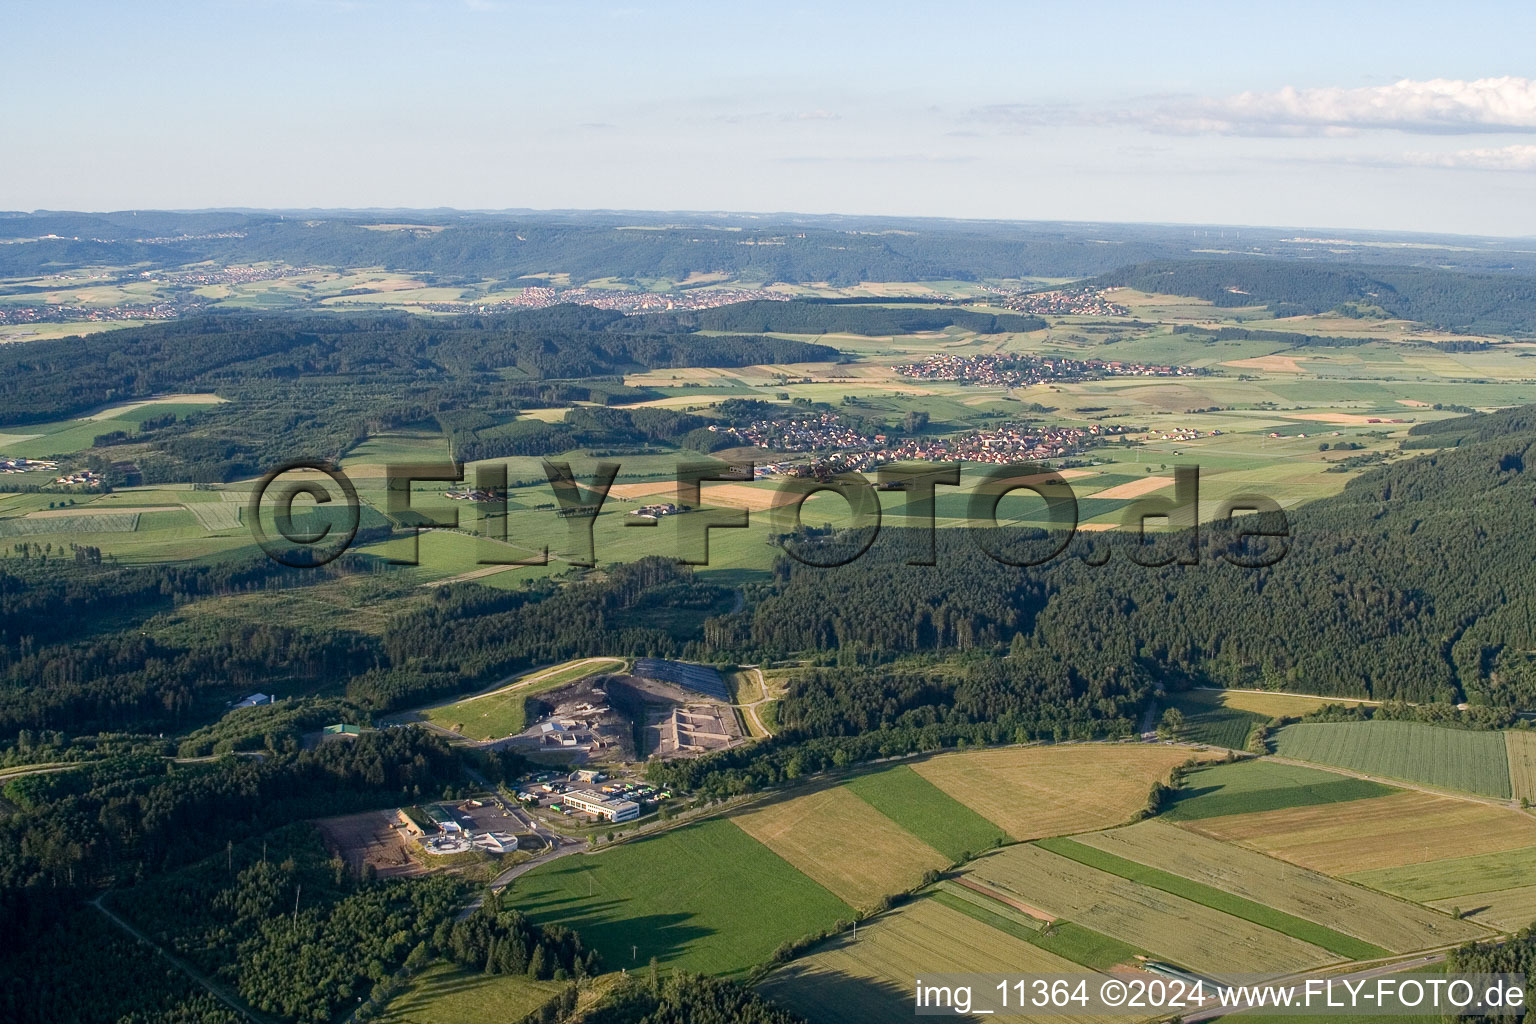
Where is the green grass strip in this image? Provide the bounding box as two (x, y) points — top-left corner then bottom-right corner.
(928, 891), (1143, 972)
(845, 765), (1006, 862)
(1161, 778), (1395, 820)
(1035, 837), (1390, 961)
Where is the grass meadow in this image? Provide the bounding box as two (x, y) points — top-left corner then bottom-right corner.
(842, 764), (1006, 862)
(1161, 758), (1397, 820)
(376, 963), (563, 1024)
(510, 818), (854, 978)
(420, 658), (624, 739)
(1272, 721), (1513, 798)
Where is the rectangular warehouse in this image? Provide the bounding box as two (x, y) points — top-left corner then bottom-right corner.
(563, 789), (640, 822)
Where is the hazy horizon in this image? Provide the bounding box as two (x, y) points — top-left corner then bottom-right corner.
(7, 1), (1536, 236)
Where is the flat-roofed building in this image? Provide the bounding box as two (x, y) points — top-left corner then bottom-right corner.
(562, 789), (639, 822)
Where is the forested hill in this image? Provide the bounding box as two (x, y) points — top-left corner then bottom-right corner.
(0, 310), (841, 425)
(732, 402), (1536, 709)
(631, 301), (1045, 336)
(10, 210), (1536, 282)
(1090, 259), (1536, 334)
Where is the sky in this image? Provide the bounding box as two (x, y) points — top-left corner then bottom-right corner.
(6, 0), (1536, 236)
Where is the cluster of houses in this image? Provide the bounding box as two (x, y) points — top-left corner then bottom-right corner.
(144, 263), (322, 288)
(0, 457), (57, 475)
(720, 412), (1137, 477)
(53, 469), (102, 486)
(628, 502), (682, 520)
(444, 487), (500, 502)
(498, 284), (791, 315)
(716, 412), (882, 455)
(894, 353), (1200, 388)
(0, 302), (185, 327)
(1151, 429), (1220, 442)
(997, 286), (1131, 317)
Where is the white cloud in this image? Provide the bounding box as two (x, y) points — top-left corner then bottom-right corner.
(976, 77), (1536, 137)
(1186, 77), (1536, 135)
(1405, 143), (1536, 171)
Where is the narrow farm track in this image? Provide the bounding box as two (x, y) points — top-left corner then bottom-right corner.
(733, 666), (776, 738)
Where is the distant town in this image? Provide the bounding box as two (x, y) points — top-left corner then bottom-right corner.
(894, 352), (1202, 387)
(716, 411), (1139, 476)
(995, 286), (1131, 317)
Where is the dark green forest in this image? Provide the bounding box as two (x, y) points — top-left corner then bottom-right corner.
(1093, 258), (1536, 333)
(0, 308), (841, 426)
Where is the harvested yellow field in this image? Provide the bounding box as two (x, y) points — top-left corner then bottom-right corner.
(1184, 688), (1373, 718)
(758, 898), (1114, 1024)
(965, 844), (1336, 977)
(701, 482), (805, 511)
(608, 481), (678, 500)
(911, 745), (1205, 840)
(515, 407), (571, 423)
(1428, 885), (1536, 931)
(1282, 412), (1397, 425)
(731, 787), (948, 910)
(1079, 821), (1484, 951)
(1090, 475), (1174, 500)
(1186, 792), (1536, 874)
(1505, 731), (1536, 804)
(1224, 355), (1305, 373)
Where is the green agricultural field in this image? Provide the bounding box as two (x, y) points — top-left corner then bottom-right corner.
(1162, 758), (1398, 821)
(927, 889), (1143, 971)
(1036, 836), (1389, 959)
(963, 843), (1337, 976)
(510, 818), (854, 978)
(843, 764), (1006, 862)
(1167, 690), (1269, 749)
(377, 963), (563, 1024)
(1347, 845), (1536, 902)
(420, 658), (624, 739)
(1505, 731), (1536, 804)
(187, 501), (242, 532)
(0, 512), (140, 536)
(3, 398), (226, 458)
(1083, 822), (1483, 951)
(1272, 721), (1513, 798)
(930, 880), (1044, 931)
